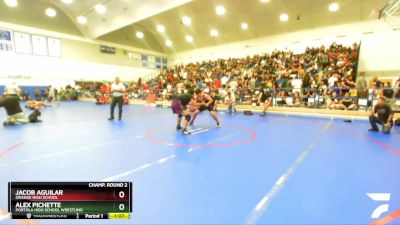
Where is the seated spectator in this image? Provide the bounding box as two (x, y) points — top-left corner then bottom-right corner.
(21, 90), (31, 101)
(276, 90), (287, 106)
(339, 92), (356, 110)
(95, 92), (108, 105)
(34, 87), (42, 101)
(382, 81), (394, 98)
(327, 92), (341, 110)
(293, 92), (302, 107)
(123, 94), (129, 105)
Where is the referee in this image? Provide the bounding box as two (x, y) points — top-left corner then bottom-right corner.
(108, 77), (126, 121)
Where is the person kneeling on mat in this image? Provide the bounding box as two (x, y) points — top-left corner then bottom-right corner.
(0, 95), (29, 126)
(369, 96), (394, 134)
(171, 90), (196, 135)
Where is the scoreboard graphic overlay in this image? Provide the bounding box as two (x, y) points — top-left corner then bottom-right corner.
(8, 182), (132, 220)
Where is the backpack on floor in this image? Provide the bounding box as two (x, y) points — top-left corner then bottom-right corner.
(244, 110), (253, 115)
(395, 118), (400, 126)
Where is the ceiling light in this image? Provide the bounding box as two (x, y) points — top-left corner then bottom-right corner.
(182, 16), (191, 26)
(4, 0), (18, 7)
(165, 40), (173, 47)
(61, 0), (74, 4)
(216, 6), (226, 15)
(157, 25), (165, 33)
(260, 0), (270, 3)
(210, 29), (219, 37)
(77, 16), (87, 24)
(280, 13), (289, 22)
(185, 35), (193, 43)
(136, 31), (144, 39)
(329, 2), (339, 12)
(95, 4), (106, 14)
(45, 8), (57, 17)
(241, 22), (248, 30)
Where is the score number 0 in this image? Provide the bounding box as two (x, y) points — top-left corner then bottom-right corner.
(119, 191), (126, 211)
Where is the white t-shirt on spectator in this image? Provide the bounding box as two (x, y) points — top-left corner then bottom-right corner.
(292, 79), (303, 89)
(111, 82), (125, 97)
(219, 88), (228, 99)
(229, 80), (238, 90)
(221, 76), (229, 86)
(328, 76), (338, 87)
(5, 83), (20, 95)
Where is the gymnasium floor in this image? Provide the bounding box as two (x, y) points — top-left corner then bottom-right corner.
(0, 101), (399, 225)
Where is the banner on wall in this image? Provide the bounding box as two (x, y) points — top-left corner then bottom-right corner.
(148, 55), (155, 69)
(139, 54), (165, 70)
(14, 32), (32, 54)
(32, 35), (48, 56)
(0, 29), (13, 52)
(48, 37), (61, 57)
(128, 52), (141, 61)
(162, 58), (168, 70)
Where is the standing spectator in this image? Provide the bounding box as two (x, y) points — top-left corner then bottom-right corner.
(48, 85), (57, 102)
(291, 75), (303, 94)
(356, 72), (368, 98)
(221, 73), (229, 88)
(225, 90), (236, 114)
(394, 76), (400, 99)
(372, 77), (382, 89)
(229, 78), (239, 91)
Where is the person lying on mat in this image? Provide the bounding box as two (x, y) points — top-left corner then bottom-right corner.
(26, 100), (47, 110)
(369, 96), (394, 134)
(0, 95), (29, 126)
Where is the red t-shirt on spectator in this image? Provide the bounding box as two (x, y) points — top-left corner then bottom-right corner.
(100, 85), (107, 94)
(213, 79), (221, 89)
(142, 84), (150, 91)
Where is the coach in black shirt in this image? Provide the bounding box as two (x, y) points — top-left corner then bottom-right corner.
(0, 95), (29, 125)
(369, 96), (394, 134)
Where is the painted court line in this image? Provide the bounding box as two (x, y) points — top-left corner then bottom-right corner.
(246, 120), (333, 225)
(0, 130), (92, 158)
(0, 141), (26, 158)
(191, 129), (209, 135)
(102, 154), (176, 181)
(0, 141), (117, 168)
(369, 208), (400, 225)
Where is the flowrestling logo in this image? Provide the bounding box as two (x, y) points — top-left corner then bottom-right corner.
(366, 193), (391, 219)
